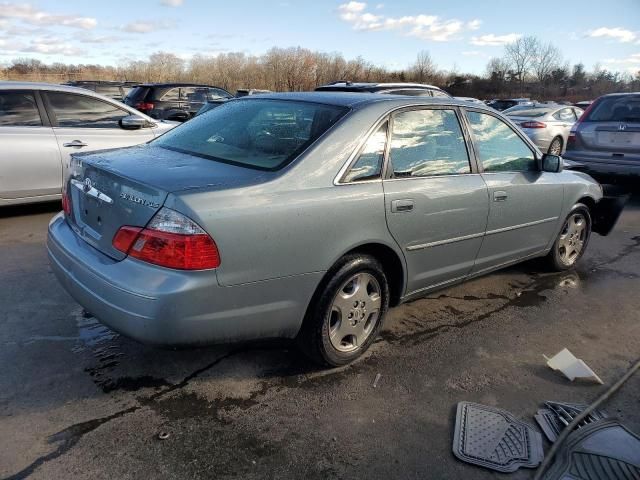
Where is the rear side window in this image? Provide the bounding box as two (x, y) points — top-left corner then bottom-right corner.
(161, 88), (181, 102)
(154, 99), (348, 171)
(432, 90), (450, 98)
(584, 95), (640, 122)
(47, 92), (130, 128)
(553, 108), (576, 122)
(389, 109), (470, 177)
(467, 111), (536, 173)
(344, 122), (388, 182)
(0, 92), (42, 126)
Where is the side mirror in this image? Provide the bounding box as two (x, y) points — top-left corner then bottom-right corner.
(542, 154), (563, 173)
(120, 115), (147, 130)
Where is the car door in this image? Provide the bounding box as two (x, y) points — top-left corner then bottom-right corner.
(0, 90), (62, 200)
(382, 106), (489, 295)
(464, 109), (564, 275)
(42, 91), (156, 169)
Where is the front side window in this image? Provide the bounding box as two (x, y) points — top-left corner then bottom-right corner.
(0, 92), (42, 126)
(47, 93), (130, 128)
(344, 122), (388, 182)
(154, 99), (348, 171)
(389, 109), (470, 178)
(466, 111), (536, 173)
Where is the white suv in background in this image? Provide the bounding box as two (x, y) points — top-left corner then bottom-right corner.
(0, 82), (176, 206)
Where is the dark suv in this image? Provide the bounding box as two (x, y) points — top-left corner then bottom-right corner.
(124, 83), (233, 121)
(315, 81), (451, 98)
(64, 81), (138, 101)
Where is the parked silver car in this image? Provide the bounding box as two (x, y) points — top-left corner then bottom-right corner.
(564, 92), (640, 180)
(0, 82), (176, 206)
(506, 105), (584, 155)
(48, 93), (620, 366)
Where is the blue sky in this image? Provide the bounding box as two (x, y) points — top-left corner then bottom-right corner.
(0, 0), (639, 74)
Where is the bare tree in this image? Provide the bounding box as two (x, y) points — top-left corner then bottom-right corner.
(411, 50), (436, 83)
(532, 41), (561, 94)
(504, 35), (539, 94)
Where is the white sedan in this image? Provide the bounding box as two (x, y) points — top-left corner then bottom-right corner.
(0, 82), (176, 206)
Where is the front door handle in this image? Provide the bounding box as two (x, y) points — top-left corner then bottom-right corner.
(63, 140), (88, 148)
(493, 191), (508, 202)
(391, 199), (414, 212)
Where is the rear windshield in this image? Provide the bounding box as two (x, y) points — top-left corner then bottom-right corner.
(153, 99), (349, 171)
(585, 95), (640, 122)
(124, 86), (149, 103)
(507, 109), (548, 118)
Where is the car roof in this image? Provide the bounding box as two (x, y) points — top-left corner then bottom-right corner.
(0, 81), (109, 94)
(133, 83), (225, 88)
(317, 81), (443, 90)
(236, 91), (489, 109)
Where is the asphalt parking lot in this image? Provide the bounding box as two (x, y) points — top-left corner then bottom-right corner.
(1, 197), (639, 480)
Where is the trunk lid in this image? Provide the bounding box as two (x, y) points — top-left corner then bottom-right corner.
(67, 144), (272, 260)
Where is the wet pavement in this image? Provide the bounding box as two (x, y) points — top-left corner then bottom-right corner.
(1, 198), (639, 479)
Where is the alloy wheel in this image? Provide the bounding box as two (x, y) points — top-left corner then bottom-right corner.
(558, 213), (587, 266)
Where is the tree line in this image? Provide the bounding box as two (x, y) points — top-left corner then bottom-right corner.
(2, 35), (639, 101)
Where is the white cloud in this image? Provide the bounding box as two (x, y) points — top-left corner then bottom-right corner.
(467, 19), (481, 30)
(122, 20), (174, 33)
(601, 52), (640, 72)
(470, 33), (521, 46)
(0, 3), (96, 29)
(0, 34), (85, 55)
(587, 27), (636, 43)
(77, 33), (121, 44)
(161, 0), (184, 6)
(337, 2), (480, 42)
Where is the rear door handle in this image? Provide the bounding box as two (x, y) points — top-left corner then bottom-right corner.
(391, 199), (414, 212)
(63, 140), (88, 148)
(493, 191), (508, 202)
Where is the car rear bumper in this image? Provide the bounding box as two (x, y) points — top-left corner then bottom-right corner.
(563, 154), (640, 178)
(47, 213), (320, 346)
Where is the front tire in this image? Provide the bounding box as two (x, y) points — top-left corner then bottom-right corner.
(297, 254), (390, 367)
(546, 204), (591, 271)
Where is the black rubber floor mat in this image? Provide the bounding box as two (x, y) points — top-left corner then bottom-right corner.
(452, 402), (544, 472)
(543, 419), (640, 480)
(535, 401), (608, 442)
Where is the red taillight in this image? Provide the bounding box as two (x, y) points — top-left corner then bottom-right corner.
(62, 190), (71, 216)
(112, 226), (143, 252)
(521, 121), (547, 129)
(112, 208), (220, 270)
(135, 102), (154, 111)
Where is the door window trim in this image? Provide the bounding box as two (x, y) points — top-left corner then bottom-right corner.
(383, 105), (478, 181)
(462, 107), (541, 175)
(41, 91), (133, 128)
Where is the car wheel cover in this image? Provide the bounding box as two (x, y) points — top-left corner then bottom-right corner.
(549, 138), (562, 155)
(328, 272), (382, 353)
(558, 213), (587, 266)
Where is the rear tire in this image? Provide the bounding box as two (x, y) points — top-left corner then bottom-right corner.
(546, 204), (591, 271)
(296, 254), (390, 367)
(548, 136), (563, 155)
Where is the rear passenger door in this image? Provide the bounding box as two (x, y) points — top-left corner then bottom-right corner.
(42, 91), (155, 169)
(382, 106), (489, 295)
(464, 109), (563, 274)
(0, 90), (62, 200)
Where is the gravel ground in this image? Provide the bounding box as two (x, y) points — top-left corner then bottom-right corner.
(1, 196), (639, 480)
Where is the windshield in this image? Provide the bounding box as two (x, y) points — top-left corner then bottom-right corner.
(584, 95), (640, 122)
(153, 99), (348, 171)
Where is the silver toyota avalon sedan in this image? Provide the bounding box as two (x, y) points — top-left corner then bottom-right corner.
(48, 93), (622, 366)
